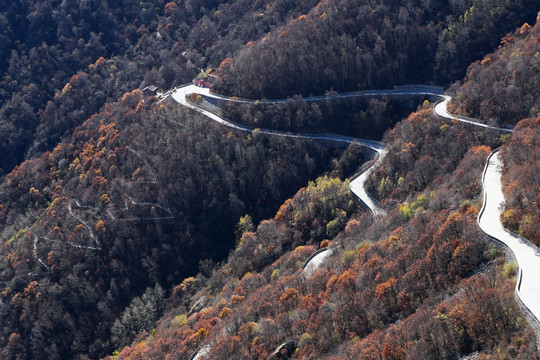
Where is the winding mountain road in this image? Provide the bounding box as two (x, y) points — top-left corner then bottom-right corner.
(172, 85), (393, 215)
(170, 84), (540, 331)
(171, 84), (509, 216)
(478, 150), (540, 323)
(302, 247), (336, 278)
(171, 85), (384, 148)
(434, 95), (513, 132)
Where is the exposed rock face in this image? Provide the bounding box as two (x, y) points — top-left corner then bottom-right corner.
(188, 296), (209, 316)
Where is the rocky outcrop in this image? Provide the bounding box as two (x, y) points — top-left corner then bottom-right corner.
(188, 296), (209, 316)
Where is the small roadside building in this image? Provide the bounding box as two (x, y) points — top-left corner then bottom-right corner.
(142, 85), (158, 97)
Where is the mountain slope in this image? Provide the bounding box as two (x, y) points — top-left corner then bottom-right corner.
(111, 107), (537, 360)
(214, 0), (540, 98)
(449, 16), (540, 245)
(0, 92), (350, 359)
(1, 2), (540, 359)
(1, 0), (538, 177)
(449, 15), (540, 126)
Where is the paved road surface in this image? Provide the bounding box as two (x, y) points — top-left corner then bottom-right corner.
(171, 84), (540, 358)
(172, 85), (387, 215)
(434, 95), (513, 133)
(478, 151), (540, 322)
(303, 248), (335, 278)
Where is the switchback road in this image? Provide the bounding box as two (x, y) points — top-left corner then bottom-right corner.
(171, 84), (509, 216)
(172, 85), (387, 215)
(170, 84), (540, 329)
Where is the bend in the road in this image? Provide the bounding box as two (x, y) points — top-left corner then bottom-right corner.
(434, 95), (513, 133)
(182, 84), (512, 133)
(478, 150), (540, 326)
(171, 84), (511, 218)
(172, 85), (387, 216)
(171, 83), (540, 352)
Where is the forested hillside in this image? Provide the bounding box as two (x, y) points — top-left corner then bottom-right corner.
(108, 10), (540, 360)
(0, 0), (314, 176)
(110, 107), (537, 360)
(449, 15), (540, 126)
(0, 92), (354, 358)
(214, 0), (540, 98)
(449, 18), (540, 245)
(1, 0), (539, 359)
(499, 117), (540, 246)
(220, 95), (424, 139)
(1, 0), (538, 176)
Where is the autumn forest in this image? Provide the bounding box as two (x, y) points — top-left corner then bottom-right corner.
(0, 0), (540, 359)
